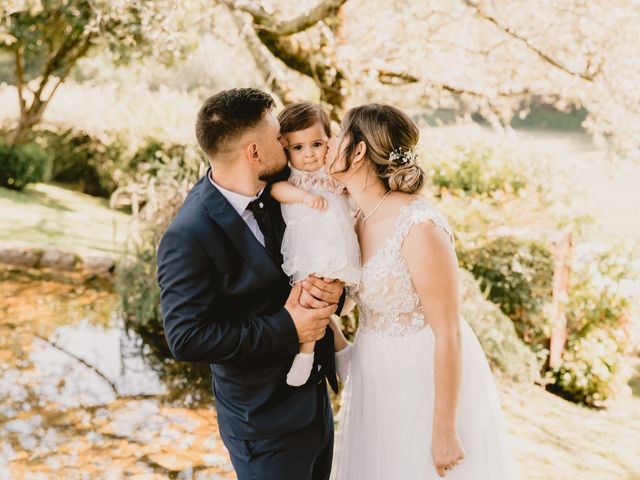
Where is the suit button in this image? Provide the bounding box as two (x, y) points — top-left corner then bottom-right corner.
(259, 202), (264, 208)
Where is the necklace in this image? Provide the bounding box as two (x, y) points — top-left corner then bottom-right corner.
(360, 190), (391, 223)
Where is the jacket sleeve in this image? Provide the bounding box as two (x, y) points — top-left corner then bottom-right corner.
(157, 226), (300, 364)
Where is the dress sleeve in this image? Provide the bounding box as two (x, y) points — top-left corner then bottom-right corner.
(394, 201), (455, 249)
(335, 343), (353, 383)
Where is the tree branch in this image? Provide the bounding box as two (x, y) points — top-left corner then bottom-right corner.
(34, 333), (119, 396)
(373, 69), (420, 85)
(368, 67), (531, 98)
(228, 9), (295, 104)
(13, 43), (27, 116)
(463, 0), (601, 81)
(220, 0), (349, 35)
(41, 33), (94, 108)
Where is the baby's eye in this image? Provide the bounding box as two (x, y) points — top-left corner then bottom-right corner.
(313, 142), (324, 148)
(292, 145), (302, 151)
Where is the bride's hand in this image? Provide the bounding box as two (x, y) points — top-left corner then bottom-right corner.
(432, 427), (464, 477)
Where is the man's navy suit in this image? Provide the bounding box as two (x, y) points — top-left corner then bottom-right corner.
(157, 169), (340, 479)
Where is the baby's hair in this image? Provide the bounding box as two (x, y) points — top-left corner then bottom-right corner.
(278, 102), (331, 137)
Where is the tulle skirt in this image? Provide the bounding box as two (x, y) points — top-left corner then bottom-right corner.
(280, 190), (360, 286)
(331, 319), (520, 480)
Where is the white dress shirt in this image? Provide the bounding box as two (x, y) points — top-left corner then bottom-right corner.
(208, 171), (265, 247)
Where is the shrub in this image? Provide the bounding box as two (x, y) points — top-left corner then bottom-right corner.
(0, 143), (50, 190)
(459, 269), (540, 382)
(116, 140), (208, 400)
(551, 328), (633, 406)
(111, 139), (206, 215)
(32, 128), (123, 197)
(549, 246), (636, 406)
(117, 226), (213, 403)
(458, 235), (555, 347)
(425, 143), (528, 197)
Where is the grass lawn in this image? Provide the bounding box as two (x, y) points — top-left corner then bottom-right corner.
(501, 379), (640, 479)
(0, 183), (131, 256)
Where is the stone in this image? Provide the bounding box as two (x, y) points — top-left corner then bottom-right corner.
(0, 248), (43, 268)
(39, 249), (77, 271)
(82, 255), (116, 274)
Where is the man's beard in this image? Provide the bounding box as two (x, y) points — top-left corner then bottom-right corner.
(259, 161), (288, 182)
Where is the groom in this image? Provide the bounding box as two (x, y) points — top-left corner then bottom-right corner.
(157, 88), (344, 479)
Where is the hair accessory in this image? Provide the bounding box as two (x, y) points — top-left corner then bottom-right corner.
(389, 146), (418, 165)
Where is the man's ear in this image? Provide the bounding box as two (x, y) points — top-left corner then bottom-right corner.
(244, 142), (260, 165)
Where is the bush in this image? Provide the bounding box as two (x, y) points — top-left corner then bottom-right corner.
(0, 143), (50, 190)
(458, 236), (555, 347)
(111, 139), (206, 215)
(32, 128), (123, 197)
(117, 227), (213, 403)
(549, 246), (636, 406)
(116, 140), (208, 400)
(550, 328), (632, 406)
(459, 269), (540, 382)
(425, 143), (528, 197)
(126, 138), (189, 173)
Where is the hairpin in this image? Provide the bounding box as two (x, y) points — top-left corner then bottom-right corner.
(389, 146), (418, 165)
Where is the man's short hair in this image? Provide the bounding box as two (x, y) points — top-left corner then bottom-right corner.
(195, 88), (275, 156)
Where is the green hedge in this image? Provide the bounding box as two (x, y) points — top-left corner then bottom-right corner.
(426, 143), (528, 196)
(32, 128), (122, 197)
(459, 269), (540, 382)
(0, 143), (50, 190)
(458, 235), (555, 348)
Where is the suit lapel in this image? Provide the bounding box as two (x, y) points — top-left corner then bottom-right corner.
(196, 172), (283, 280)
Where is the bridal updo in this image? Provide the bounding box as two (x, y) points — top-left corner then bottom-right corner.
(335, 104), (425, 194)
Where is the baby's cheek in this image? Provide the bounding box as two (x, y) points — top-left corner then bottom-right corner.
(289, 151), (305, 169)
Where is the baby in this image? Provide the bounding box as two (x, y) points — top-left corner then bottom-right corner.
(271, 102), (360, 386)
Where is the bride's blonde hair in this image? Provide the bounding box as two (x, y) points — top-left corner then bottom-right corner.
(333, 104), (425, 194)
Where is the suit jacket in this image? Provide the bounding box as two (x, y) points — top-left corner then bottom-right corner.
(157, 169), (340, 440)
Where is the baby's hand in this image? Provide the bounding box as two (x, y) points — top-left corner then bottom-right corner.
(303, 194), (327, 210)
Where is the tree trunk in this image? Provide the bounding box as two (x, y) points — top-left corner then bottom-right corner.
(222, 0), (349, 119)
(7, 109), (44, 147)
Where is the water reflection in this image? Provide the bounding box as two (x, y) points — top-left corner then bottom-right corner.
(0, 267), (235, 479)
(29, 317), (167, 406)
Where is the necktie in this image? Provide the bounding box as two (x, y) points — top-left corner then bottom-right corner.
(246, 185), (284, 265)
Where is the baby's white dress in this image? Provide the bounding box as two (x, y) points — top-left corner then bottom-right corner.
(280, 165), (361, 287)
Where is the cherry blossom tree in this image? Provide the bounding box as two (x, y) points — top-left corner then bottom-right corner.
(220, 0), (640, 159)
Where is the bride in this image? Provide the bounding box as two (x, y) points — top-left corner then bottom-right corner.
(325, 104), (520, 479)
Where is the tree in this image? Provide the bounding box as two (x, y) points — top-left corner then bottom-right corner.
(220, 0), (640, 160)
(220, 0), (348, 121)
(0, 0), (195, 146)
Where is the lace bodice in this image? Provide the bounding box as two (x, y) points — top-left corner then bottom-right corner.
(354, 199), (454, 337)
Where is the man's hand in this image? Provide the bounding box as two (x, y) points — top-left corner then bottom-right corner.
(285, 283), (337, 343)
(300, 276), (344, 309)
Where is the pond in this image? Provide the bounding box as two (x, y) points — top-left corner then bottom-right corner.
(0, 266), (235, 479)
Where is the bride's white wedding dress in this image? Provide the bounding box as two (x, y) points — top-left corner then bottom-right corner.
(331, 199), (520, 480)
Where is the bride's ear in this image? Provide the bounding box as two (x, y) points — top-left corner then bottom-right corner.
(352, 141), (367, 168)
